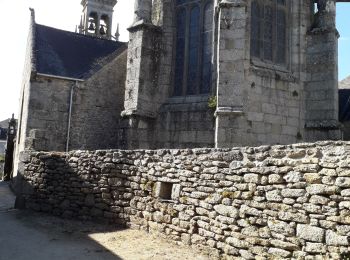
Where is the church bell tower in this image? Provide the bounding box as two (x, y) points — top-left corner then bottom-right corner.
(79, 0), (118, 40)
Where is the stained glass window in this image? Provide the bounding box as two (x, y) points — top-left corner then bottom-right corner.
(201, 1), (213, 94)
(173, 0), (213, 96)
(174, 8), (186, 96)
(250, 1), (260, 58)
(187, 6), (200, 95)
(250, 0), (288, 65)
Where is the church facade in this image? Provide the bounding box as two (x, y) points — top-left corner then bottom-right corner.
(15, 0), (343, 160)
(122, 0), (342, 149)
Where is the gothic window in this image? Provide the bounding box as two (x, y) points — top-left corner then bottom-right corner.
(173, 0), (214, 96)
(250, 0), (288, 65)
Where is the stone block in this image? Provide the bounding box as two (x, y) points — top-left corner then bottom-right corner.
(296, 224), (325, 242)
(213, 205), (238, 219)
(281, 189), (305, 198)
(305, 242), (327, 253)
(266, 190), (283, 202)
(304, 173), (322, 184)
(267, 248), (291, 258)
(335, 177), (350, 188)
(306, 184), (339, 195)
(267, 219), (295, 236)
(326, 231), (349, 246)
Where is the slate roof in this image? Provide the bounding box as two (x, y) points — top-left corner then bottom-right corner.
(339, 76), (350, 122)
(339, 76), (350, 89)
(34, 23), (127, 80)
(0, 119), (10, 129)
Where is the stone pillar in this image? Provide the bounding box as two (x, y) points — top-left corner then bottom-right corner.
(121, 0), (161, 149)
(214, 0), (247, 148)
(305, 0), (340, 140)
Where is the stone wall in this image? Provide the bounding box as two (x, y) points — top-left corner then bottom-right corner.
(304, 0), (340, 141)
(69, 49), (127, 150)
(16, 141), (350, 259)
(215, 0), (310, 148)
(122, 0), (216, 150)
(154, 96), (215, 148)
(23, 76), (72, 152)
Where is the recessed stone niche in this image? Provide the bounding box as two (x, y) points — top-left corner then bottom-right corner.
(155, 182), (180, 201)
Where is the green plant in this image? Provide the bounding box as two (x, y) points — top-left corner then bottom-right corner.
(221, 191), (239, 200)
(141, 181), (155, 192)
(208, 96), (217, 110)
(0, 154), (5, 162)
(180, 196), (188, 204)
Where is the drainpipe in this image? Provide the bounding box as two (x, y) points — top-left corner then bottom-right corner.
(66, 81), (77, 152)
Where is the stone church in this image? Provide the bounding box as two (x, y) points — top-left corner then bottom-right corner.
(15, 0), (345, 161)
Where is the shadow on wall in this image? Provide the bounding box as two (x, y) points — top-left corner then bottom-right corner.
(0, 163), (3, 180)
(13, 151), (131, 225)
(11, 143), (350, 259)
(11, 151), (128, 259)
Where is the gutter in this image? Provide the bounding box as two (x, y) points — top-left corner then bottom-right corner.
(66, 81), (78, 152)
(36, 73), (84, 82)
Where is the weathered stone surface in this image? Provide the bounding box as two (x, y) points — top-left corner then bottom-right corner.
(268, 247), (291, 258)
(268, 219), (295, 236)
(326, 231), (349, 246)
(16, 143), (350, 259)
(266, 190), (283, 202)
(305, 242), (327, 253)
(335, 177), (350, 188)
(306, 184), (339, 195)
(213, 205), (238, 218)
(284, 171), (303, 183)
(226, 237), (249, 249)
(281, 189), (305, 198)
(304, 173), (322, 184)
(296, 225), (325, 242)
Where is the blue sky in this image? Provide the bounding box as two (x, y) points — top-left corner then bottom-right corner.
(337, 4), (350, 80)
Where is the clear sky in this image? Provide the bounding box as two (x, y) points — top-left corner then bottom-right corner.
(337, 4), (350, 81)
(0, 1), (349, 121)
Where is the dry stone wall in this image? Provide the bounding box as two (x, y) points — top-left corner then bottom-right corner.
(16, 141), (350, 259)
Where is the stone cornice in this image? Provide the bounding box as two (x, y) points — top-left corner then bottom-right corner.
(81, 0), (117, 7)
(127, 21), (162, 33)
(215, 106), (244, 117)
(218, 0), (246, 8)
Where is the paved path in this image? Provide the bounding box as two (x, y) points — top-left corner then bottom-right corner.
(0, 140), (5, 154)
(0, 182), (209, 260)
(0, 182), (14, 211)
(0, 182), (120, 260)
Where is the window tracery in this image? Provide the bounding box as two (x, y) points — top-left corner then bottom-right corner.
(173, 0), (214, 96)
(250, 0), (288, 65)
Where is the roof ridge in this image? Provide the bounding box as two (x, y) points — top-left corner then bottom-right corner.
(33, 22), (127, 79)
(35, 23), (126, 44)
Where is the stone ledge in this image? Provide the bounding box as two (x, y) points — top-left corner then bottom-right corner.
(127, 21), (162, 33)
(215, 106), (244, 117)
(218, 0), (246, 8)
(305, 120), (341, 130)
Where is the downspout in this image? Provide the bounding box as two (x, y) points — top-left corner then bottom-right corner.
(66, 81), (77, 152)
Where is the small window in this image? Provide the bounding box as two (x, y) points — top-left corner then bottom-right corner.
(158, 182), (173, 200)
(155, 182), (180, 201)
